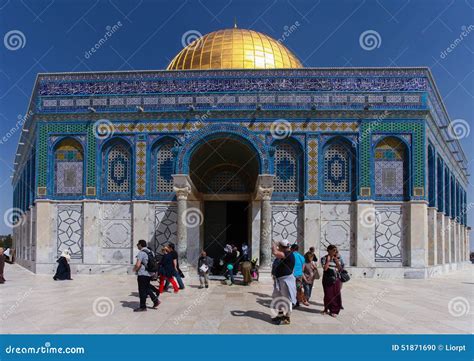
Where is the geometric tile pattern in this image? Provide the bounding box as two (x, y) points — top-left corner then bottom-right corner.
(324, 142), (349, 193)
(100, 204), (132, 264)
(55, 161), (83, 195)
(274, 143), (297, 193)
(374, 138), (406, 197)
(153, 205), (178, 252)
(375, 205), (403, 263)
(57, 204), (83, 260)
(106, 143), (131, 193)
(307, 137), (318, 196)
(272, 205), (300, 245)
(135, 141), (146, 196)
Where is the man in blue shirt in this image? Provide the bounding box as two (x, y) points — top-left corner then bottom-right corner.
(291, 243), (306, 307)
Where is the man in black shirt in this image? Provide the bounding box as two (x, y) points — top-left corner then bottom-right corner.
(164, 242), (185, 290)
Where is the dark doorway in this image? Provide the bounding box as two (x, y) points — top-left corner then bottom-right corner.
(203, 201), (249, 267)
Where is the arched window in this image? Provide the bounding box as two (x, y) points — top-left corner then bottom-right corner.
(323, 138), (355, 198)
(54, 138), (84, 196)
(374, 137), (408, 199)
(436, 158), (444, 212)
(103, 140), (132, 196)
(428, 145), (436, 207)
(273, 141), (303, 194)
(152, 139), (176, 193)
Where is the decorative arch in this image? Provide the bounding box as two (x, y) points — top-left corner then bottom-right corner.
(151, 136), (179, 194)
(101, 137), (133, 198)
(374, 136), (410, 200)
(53, 137), (84, 196)
(272, 138), (304, 196)
(321, 136), (356, 199)
(427, 144), (436, 207)
(178, 124), (267, 174)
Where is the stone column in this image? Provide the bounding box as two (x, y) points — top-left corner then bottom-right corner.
(427, 207), (437, 265)
(83, 201), (100, 266)
(303, 201), (321, 260)
(34, 200), (54, 273)
(174, 185), (191, 267)
(436, 212), (445, 264)
(173, 174), (199, 269)
(444, 216), (451, 263)
(254, 174), (274, 270)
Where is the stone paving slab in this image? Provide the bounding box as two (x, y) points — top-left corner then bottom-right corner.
(0, 264), (472, 334)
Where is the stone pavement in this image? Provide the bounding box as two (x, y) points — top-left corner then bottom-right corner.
(0, 263), (472, 334)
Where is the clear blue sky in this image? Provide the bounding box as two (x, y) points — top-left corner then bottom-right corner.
(0, 0), (473, 248)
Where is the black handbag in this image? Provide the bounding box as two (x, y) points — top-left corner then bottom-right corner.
(340, 269), (350, 283)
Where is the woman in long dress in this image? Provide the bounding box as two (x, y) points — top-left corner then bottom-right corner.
(53, 250), (72, 281)
(321, 245), (343, 317)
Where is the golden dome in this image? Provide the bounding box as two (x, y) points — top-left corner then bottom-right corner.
(167, 28), (303, 70)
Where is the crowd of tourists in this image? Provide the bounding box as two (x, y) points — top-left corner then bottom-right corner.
(271, 239), (349, 325)
(43, 237), (347, 318)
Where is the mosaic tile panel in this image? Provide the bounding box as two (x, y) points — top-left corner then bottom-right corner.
(359, 121), (424, 197)
(307, 138), (318, 196)
(375, 205), (403, 263)
(153, 205), (178, 252)
(57, 204), (83, 260)
(324, 143), (349, 193)
(106, 143), (131, 193)
(135, 141), (146, 196)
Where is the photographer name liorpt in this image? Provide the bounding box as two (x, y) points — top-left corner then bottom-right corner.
(445, 345), (466, 352)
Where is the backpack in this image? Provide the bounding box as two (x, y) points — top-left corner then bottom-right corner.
(143, 249), (161, 273)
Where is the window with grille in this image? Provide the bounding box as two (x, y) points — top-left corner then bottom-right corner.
(274, 143), (297, 193)
(324, 143), (349, 193)
(155, 142), (175, 193)
(374, 138), (406, 197)
(54, 138), (84, 195)
(207, 170), (247, 193)
(106, 143), (131, 193)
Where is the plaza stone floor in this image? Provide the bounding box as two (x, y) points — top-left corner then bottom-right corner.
(1, 263), (473, 334)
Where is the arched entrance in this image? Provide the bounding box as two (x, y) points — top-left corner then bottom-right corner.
(189, 137), (260, 262)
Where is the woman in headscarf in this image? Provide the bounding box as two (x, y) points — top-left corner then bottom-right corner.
(0, 247), (6, 284)
(321, 244), (343, 317)
(53, 250), (72, 281)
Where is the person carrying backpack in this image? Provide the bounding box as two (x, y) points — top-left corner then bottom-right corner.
(132, 240), (160, 312)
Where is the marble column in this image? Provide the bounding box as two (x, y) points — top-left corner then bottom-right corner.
(436, 212), (445, 264)
(355, 201), (376, 267)
(254, 174), (274, 270)
(407, 201), (428, 268)
(427, 207), (437, 265)
(173, 185), (190, 268)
